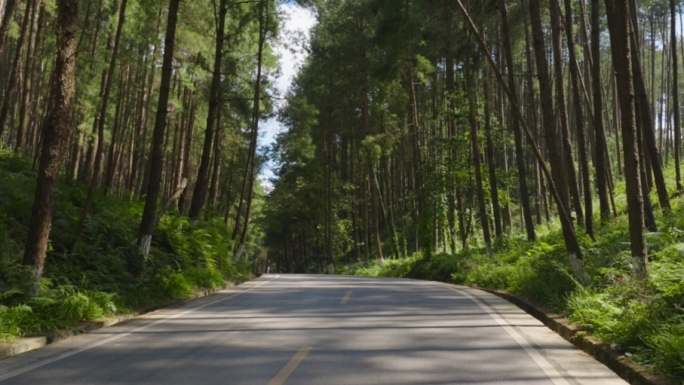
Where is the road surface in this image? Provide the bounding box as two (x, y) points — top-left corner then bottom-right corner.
(0, 274), (627, 384)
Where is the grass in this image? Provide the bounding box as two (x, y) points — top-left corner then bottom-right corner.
(0, 149), (252, 342)
(341, 200), (684, 383)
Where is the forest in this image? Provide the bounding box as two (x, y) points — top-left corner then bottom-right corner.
(0, 0), (276, 343)
(0, 0), (683, 382)
(263, 0), (684, 381)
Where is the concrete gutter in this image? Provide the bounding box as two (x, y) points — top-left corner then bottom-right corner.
(0, 281), (239, 359)
(482, 289), (677, 385)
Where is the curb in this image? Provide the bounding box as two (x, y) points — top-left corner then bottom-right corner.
(0, 281), (239, 359)
(482, 289), (676, 385)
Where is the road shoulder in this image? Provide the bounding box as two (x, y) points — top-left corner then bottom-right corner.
(437, 282), (674, 385)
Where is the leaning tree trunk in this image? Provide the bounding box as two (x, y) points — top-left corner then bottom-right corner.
(22, 0), (78, 295)
(604, 0), (648, 280)
(137, 0), (180, 256)
(626, 0), (671, 211)
(454, 0), (590, 283)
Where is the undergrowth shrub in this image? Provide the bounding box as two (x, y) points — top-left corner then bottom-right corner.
(159, 269), (194, 299)
(0, 150), (249, 342)
(341, 196), (684, 382)
(643, 321), (684, 380)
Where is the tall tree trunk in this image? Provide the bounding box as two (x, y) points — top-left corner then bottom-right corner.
(499, 0), (535, 242)
(189, 0), (227, 220)
(178, 97), (196, 213)
(455, 0), (589, 283)
(562, 0), (594, 238)
(0, 0), (17, 57)
(550, 0), (583, 226)
(627, 1), (671, 211)
(207, 110), (222, 208)
(22, 0), (78, 294)
(591, 0), (611, 220)
(484, 71), (502, 238)
(467, 55), (493, 256)
(526, 0), (571, 213)
(358, 13), (384, 264)
(604, 0), (648, 279)
(671, 0), (682, 191)
(0, 0), (32, 137)
(16, 0), (42, 152)
(234, 0), (267, 260)
(406, 61), (423, 243)
(137, 0), (180, 256)
(73, 0), (128, 243)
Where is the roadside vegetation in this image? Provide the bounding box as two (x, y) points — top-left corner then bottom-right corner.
(340, 188), (684, 383)
(1, 0), (683, 382)
(0, 150), (254, 342)
(0, 0), (276, 343)
(262, 0), (684, 382)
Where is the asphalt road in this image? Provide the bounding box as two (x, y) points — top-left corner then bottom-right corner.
(0, 274), (628, 385)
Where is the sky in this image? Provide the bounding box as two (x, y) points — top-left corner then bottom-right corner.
(259, 4), (317, 192)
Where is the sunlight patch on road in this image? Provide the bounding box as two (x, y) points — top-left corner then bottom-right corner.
(446, 285), (571, 385)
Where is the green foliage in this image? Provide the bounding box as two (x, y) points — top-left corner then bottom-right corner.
(0, 283), (120, 342)
(0, 151), (248, 342)
(338, 254), (422, 278)
(643, 321), (684, 379)
(159, 269), (194, 299)
(340, 196), (684, 383)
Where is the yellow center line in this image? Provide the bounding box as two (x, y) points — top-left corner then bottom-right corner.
(268, 346), (313, 385)
(340, 290), (353, 305)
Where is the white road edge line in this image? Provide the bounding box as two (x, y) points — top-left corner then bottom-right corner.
(0, 276), (278, 382)
(443, 284), (570, 385)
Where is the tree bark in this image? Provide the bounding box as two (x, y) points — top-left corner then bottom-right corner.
(467, 55), (493, 256)
(0, 0), (32, 137)
(455, 0), (590, 283)
(550, 0), (583, 226)
(670, 0), (682, 191)
(22, 0), (78, 294)
(189, 0), (227, 220)
(0, 0), (17, 57)
(499, 0), (535, 242)
(73, 0), (128, 242)
(561, 0), (594, 238)
(207, 110), (222, 209)
(591, 0), (611, 220)
(16, 0), (42, 152)
(234, 0), (267, 260)
(604, 0), (648, 279)
(137, 0), (180, 256)
(626, 1), (671, 211)
(484, 70), (502, 238)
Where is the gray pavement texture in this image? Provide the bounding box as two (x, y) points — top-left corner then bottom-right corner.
(0, 274), (628, 385)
